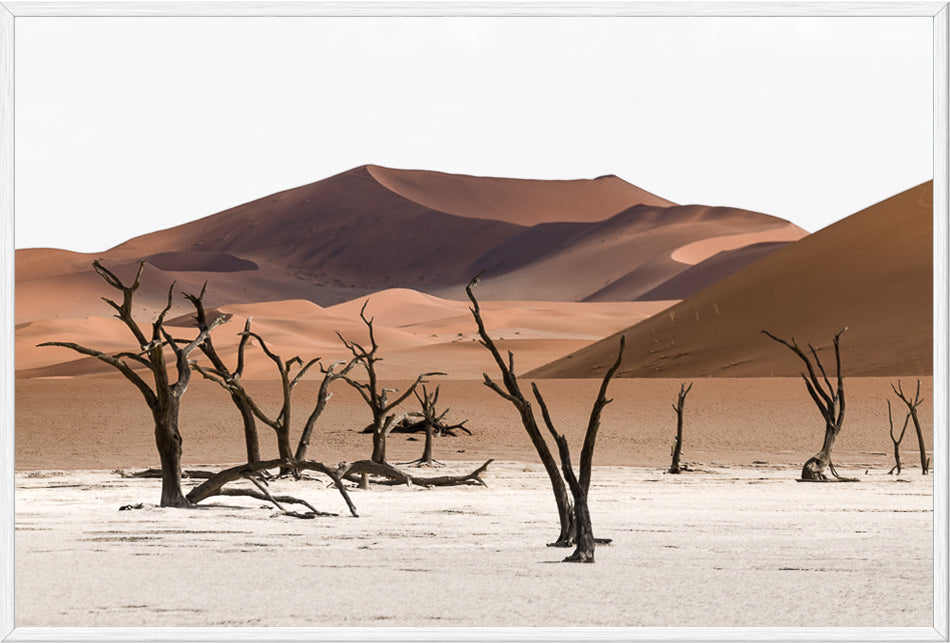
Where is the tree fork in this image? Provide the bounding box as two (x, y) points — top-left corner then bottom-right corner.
(891, 379), (929, 475)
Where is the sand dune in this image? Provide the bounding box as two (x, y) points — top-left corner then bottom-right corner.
(529, 181), (934, 378)
(16, 288), (669, 380)
(448, 204), (806, 302)
(366, 164), (675, 225)
(16, 166), (804, 322)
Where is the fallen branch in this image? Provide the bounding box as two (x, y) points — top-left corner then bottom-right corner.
(185, 458), (358, 517)
(340, 459), (493, 487)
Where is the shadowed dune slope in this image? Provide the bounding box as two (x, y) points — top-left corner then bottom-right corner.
(447, 204), (805, 302)
(527, 181), (934, 378)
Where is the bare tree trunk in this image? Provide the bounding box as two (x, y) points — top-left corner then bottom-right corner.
(371, 425), (387, 464)
(892, 380), (929, 475)
(887, 400), (909, 476)
(153, 399), (188, 507)
(801, 419), (838, 480)
(668, 382), (692, 475)
(235, 393), (261, 464)
(420, 420), (435, 464)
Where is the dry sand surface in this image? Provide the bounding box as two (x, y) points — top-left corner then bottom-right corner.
(16, 377), (933, 472)
(15, 463), (933, 627)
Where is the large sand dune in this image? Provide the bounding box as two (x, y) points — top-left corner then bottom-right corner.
(15, 165), (804, 319)
(529, 181), (934, 378)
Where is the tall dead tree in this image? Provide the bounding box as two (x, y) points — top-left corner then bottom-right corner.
(891, 379), (929, 475)
(467, 273), (625, 558)
(40, 261), (230, 506)
(668, 382), (693, 474)
(887, 400), (910, 476)
(184, 285), (260, 464)
(762, 328), (853, 481)
(337, 302), (443, 464)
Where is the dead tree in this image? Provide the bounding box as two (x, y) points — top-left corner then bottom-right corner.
(530, 338), (625, 563)
(39, 261), (230, 506)
(762, 328), (854, 481)
(887, 400), (910, 476)
(184, 285), (260, 464)
(668, 382), (693, 474)
(401, 385), (449, 467)
(891, 379), (929, 475)
(467, 273), (625, 557)
(336, 301), (443, 464)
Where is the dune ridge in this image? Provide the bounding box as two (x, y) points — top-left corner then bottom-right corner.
(528, 181), (934, 378)
(16, 165), (805, 323)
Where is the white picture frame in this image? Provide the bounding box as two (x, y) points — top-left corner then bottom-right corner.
(0, 2), (946, 641)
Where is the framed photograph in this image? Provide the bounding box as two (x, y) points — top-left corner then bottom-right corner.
(2, 2), (947, 641)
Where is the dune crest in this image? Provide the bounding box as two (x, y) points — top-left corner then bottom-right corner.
(366, 164), (675, 225)
(528, 181), (934, 378)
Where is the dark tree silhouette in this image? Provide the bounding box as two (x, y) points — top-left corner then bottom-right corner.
(891, 379), (929, 475)
(886, 400), (910, 476)
(336, 301), (443, 464)
(184, 285), (260, 464)
(401, 385), (448, 467)
(467, 273), (625, 559)
(39, 261), (230, 506)
(761, 328), (855, 481)
(668, 382), (693, 474)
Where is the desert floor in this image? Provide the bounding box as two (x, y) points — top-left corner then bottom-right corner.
(14, 375), (935, 628)
(15, 462), (933, 628)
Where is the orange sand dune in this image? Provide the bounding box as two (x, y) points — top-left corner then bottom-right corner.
(366, 164), (675, 225)
(444, 204), (806, 302)
(16, 166), (803, 318)
(16, 287), (671, 381)
(529, 181), (933, 378)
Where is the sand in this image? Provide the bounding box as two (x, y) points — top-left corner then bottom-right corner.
(531, 181), (934, 379)
(15, 376), (933, 473)
(14, 463), (933, 627)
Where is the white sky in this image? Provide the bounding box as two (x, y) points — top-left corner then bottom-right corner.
(14, 16), (934, 252)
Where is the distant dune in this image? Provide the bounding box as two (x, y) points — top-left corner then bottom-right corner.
(16, 285), (670, 380)
(528, 181), (934, 378)
(15, 165), (804, 325)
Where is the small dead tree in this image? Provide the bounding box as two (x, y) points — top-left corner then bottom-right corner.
(467, 273), (625, 559)
(891, 379), (929, 475)
(887, 400), (910, 476)
(762, 328), (854, 481)
(39, 261), (230, 506)
(668, 382), (693, 474)
(401, 385), (448, 467)
(337, 302), (443, 464)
